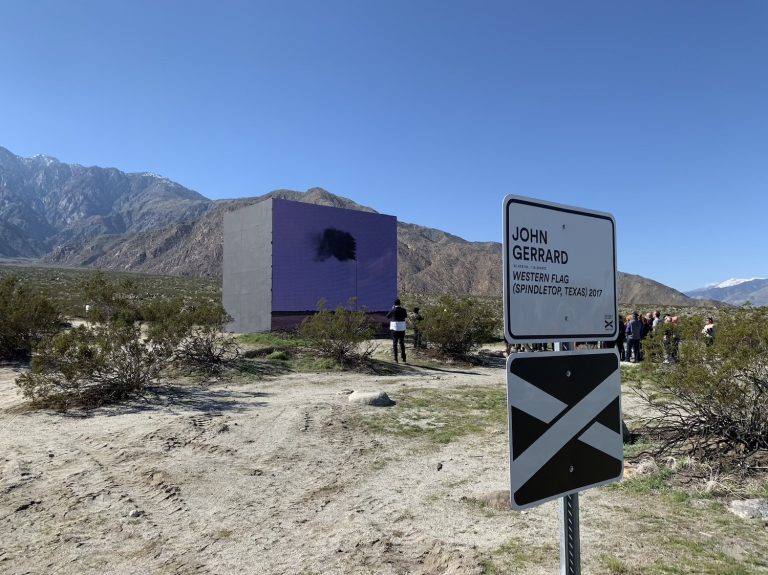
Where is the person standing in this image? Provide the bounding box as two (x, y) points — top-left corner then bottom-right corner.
(409, 306), (424, 349)
(662, 316), (680, 363)
(652, 310), (663, 332)
(616, 315), (626, 361)
(626, 311), (644, 362)
(702, 317), (715, 345)
(387, 299), (408, 363)
(642, 313), (652, 339)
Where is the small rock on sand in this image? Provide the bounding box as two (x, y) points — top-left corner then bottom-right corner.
(347, 391), (395, 407)
(728, 498), (768, 521)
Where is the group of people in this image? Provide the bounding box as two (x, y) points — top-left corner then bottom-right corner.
(617, 311), (715, 363)
(618, 310), (664, 363)
(386, 297), (717, 365)
(385, 299), (424, 363)
(500, 309), (716, 364)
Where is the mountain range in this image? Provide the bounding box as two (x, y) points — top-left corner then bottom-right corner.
(0, 145), (723, 307)
(685, 278), (768, 307)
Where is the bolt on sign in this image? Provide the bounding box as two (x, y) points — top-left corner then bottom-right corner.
(503, 195), (617, 344)
(506, 349), (623, 510)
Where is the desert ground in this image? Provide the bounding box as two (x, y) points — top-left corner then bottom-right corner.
(1, 342), (766, 575)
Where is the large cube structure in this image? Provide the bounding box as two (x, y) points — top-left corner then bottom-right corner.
(223, 198), (397, 332)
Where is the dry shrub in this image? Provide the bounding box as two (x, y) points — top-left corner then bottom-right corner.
(635, 308), (768, 470)
(298, 299), (375, 366)
(0, 276), (62, 360)
(172, 325), (240, 375)
(16, 323), (164, 410)
(143, 298), (239, 375)
(16, 275), (238, 409)
(420, 295), (501, 359)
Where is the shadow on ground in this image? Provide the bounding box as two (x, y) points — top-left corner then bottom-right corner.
(58, 385), (271, 419)
(149, 386), (270, 414)
(229, 357), (293, 378)
(366, 357), (492, 376)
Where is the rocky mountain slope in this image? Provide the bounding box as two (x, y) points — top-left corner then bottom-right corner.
(41, 187), (505, 297)
(0, 146), (211, 258)
(616, 273), (723, 308)
(42, 192), (709, 305)
(2, 146), (714, 305)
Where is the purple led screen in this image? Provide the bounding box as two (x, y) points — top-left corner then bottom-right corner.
(271, 200), (397, 312)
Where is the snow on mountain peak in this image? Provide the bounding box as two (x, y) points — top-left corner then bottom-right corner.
(30, 154), (59, 166)
(708, 278), (765, 289)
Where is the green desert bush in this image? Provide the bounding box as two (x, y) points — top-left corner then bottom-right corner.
(298, 298), (375, 365)
(172, 324), (240, 375)
(420, 295), (501, 358)
(636, 308), (768, 469)
(0, 276), (62, 360)
(16, 277), (237, 408)
(143, 297), (239, 375)
(0, 264), (221, 318)
(16, 323), (165, 410)
(81, 271), (143, 325)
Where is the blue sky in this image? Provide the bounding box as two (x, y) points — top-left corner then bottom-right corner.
(2, 0), (766, 292)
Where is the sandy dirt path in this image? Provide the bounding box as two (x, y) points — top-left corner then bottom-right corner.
(0, 357), (554, 575)
(1, 353), (765, 575)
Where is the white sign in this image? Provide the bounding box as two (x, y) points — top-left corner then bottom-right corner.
(503, 195), (617, 343)
(507, 349), (623, 510)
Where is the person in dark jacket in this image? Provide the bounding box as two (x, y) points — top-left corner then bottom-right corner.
(616, 316), (626, 361)
(626, 311), (644, 362)
(386, 299), (408, 363)
(409, 306), (424, 349)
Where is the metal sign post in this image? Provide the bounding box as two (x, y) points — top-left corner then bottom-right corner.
(560, 492), (581, 575)
(555, 342), (580, 575)
(503, 195), (622, 575)
(554, 343), (581, 575)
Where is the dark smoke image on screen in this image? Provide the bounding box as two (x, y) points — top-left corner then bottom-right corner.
(271, 200), (396, 312)
(314, 228), (357, 262)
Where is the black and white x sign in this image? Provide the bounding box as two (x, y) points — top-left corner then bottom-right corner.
(506, 349), (623, 510)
